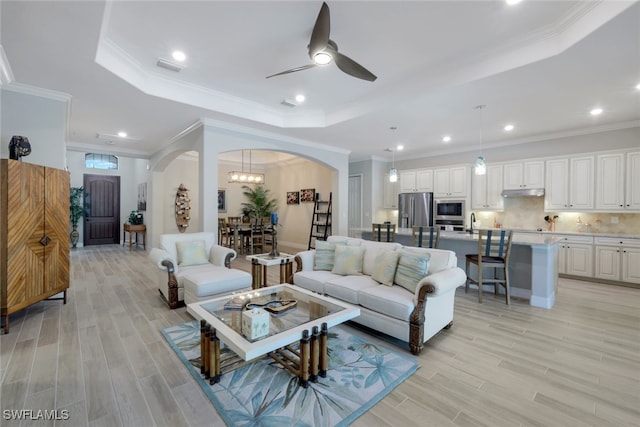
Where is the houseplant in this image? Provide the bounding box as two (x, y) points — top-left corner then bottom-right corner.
(241, 185), (278, 220)
(69, 186), (84, 248)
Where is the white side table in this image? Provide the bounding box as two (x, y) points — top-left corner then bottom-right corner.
(245, 253), (295, 289)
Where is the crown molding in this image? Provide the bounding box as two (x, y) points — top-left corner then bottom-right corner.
(199, 117), (351, 156)
(3, 82), (71, 102)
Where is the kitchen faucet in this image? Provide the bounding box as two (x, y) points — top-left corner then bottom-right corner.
(469, 212), (476, 234)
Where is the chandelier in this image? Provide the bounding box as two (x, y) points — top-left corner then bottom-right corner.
(228, 150), (265, 184)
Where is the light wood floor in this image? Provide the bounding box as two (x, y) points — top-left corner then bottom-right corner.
(1, 244), (639, 426)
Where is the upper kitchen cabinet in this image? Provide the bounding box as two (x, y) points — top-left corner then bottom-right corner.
(503, 160), (545, 190)
(383, 173), (400, 208)
(399, 169), (433, 193)
(471, 164), (504, 210)
(596, 151), (640, 211)
(434, 166), (469, 198)
(545, 156), (594, 210)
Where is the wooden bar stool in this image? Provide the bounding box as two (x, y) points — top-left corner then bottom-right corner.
(371, 223), (396, 242)
(465, 229), (513, 304)
(412, 226), (439, 248)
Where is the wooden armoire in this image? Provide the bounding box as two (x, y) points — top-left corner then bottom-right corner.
(1, 159), (70, 333)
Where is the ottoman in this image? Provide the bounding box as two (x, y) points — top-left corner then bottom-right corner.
(183, 268), (252, 305)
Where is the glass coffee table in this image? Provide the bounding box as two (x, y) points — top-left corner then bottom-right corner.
(187, 284), (360, 387)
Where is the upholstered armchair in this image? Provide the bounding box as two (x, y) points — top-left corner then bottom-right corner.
(149, 232), (251, 308)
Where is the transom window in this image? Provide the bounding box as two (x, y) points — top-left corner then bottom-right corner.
(85, 153), (118, 170)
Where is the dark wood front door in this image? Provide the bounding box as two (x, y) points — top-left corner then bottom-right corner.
(83, 174), (120, 246)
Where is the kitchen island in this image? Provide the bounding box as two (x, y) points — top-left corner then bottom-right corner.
(360, 228), (560, 309)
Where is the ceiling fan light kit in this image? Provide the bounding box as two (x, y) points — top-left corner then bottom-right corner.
(266, 2), (376, 81)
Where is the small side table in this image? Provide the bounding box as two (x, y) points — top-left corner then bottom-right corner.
(123, 224), (146, 251)
(246, 253), (294, 289)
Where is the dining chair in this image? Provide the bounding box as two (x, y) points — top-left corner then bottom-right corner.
(412, 226), (439, 248)
(465, 229), (513, 304)
(371, 223), (396, 242)
(218, 217), (228, 246)
(248, 218), (265, 254)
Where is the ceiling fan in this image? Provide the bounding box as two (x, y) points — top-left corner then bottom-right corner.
(266, 2), (377, 82)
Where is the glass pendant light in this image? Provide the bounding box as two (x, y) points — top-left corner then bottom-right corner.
(386, 148), (398, 182)
(474, 105), (487, 176)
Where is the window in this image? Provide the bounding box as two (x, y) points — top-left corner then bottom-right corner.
(85, 153), (118, 170)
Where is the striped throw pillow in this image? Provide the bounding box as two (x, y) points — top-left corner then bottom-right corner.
(394, 250), (430, 292)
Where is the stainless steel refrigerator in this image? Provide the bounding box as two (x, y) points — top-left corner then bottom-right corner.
(398, 192), (433, 228)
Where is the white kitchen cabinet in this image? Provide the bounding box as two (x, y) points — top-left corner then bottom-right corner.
(594, 237), (640, 284)
(399, 169), (433, 193)
(503, 160), (544, 190)
(596, 153), (625, 210)
(471, 164), (503, 210)
(545, 156), (594, 210)
(434, 166), (468, 198)
(626, 151), (640, 210)
(383, 173), (400, 208)
(558, 235), (593, 277)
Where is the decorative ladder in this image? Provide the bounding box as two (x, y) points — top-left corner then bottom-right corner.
(308, 192), (332, 250)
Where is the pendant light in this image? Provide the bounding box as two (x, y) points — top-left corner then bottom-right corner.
(385, 148), (398, 182)
(228, 150), (265, 184)
(474, 104), (487, 176)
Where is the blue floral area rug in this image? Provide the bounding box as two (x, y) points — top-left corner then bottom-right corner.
(161, 321), (418, 427)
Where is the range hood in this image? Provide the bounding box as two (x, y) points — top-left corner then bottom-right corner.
(501, 188), (545, 198)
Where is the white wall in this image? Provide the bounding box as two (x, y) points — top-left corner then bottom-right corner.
(1, 87), (67, 170)
(161, 154), (200, 233)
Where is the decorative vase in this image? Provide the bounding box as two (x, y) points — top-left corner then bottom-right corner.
(70, 224), (79, 248)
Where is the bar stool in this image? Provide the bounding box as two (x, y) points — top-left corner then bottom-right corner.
(465, 229), (513, 304)
(412, 226), (439, 248)
(371, 223), (396, 242)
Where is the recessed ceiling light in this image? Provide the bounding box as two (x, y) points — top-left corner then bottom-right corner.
(295, 94), (305, 103)
(504, 124), (515, 132)
(636, 82), (640, 90)
(590, 107), (603, 116)
(506, 0), (523, 5)
(172, 51), (186, 62)
(442, 136), (451, 143)
(117, 131), (127, 138)
(396, 145), (404, 151)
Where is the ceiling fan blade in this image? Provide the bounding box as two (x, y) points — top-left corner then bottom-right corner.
(334, 52), (377, 82)
(308, 2), (330, 57)
(265, 64), (317, 79)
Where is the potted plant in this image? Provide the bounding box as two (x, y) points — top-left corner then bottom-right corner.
(128, 210), (143, 225)
(241, 185), (278, 221)
(69, 186), (84, 248)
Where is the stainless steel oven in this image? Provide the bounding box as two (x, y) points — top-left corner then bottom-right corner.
(434, 199), (465, 231)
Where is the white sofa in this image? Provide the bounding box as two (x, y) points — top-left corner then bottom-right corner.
(149, 232), (252, 308)
(294, 235), (466, 354)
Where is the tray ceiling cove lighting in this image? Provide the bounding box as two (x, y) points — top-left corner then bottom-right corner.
(228, 150), (264, 184)
(474, 105), (487, 176)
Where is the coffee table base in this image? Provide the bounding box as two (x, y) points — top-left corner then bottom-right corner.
(199, 320), (328, 388)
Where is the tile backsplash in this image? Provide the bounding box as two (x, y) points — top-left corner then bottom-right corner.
(475, 197), (640, 235)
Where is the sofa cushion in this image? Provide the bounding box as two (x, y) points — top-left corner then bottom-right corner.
(371, 249), (400, 286)
(332, 245), (365, 275)
(183, 268), (251, 298)
(394, 250), (431, 293)
(325, 275), (379, 305)
(358, 284), (415, 322)
(360, 240), (402, 276)
(314, 240), (346, 271)
(176, 240), (209, 266)
(403, 247), (455, 274)
(294, 270), (341, 294)
(160, 232), (216, 263)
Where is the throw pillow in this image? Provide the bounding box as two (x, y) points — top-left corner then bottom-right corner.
(332, 245), (365, 276)
(394, 250), (431, 293)
(176, 240), (209, 267)
(314, 240), (346, 271)
(371, 249), (400, 286)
